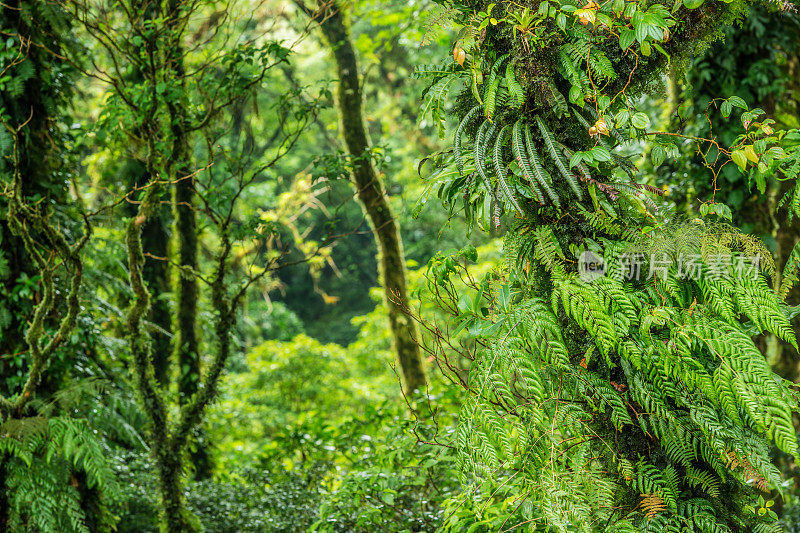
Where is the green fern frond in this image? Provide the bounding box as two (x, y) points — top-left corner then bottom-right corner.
(524, 123), (560, 207)
(420, 72), (462, 138)
(484, 75), (501, 121)
(512, 120), (544, 204)
(493, 125), (522, 214)
(455, 105), (482, 176)
(684, 466), (721, 498)
(505, 63), (524, 108)
(779, 239), (800, 298)
(530, 225), (565, 272)
(535, 115), (583, 199)
(475, 119), (494, 194)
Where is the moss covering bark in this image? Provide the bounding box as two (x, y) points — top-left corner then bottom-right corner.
(307, 0), (428, 393)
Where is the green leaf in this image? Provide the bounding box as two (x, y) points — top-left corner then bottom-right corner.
(767, 146), (786, 159)
(699, 202), (732, 221)
(592, 146), (612, 162)
(756, 172), (767, 194)
(615, 110), (630, 128)
(683, 0), (704, 8)
(497, 284), (511, 311)
(619, 29), (636, 50)
(651, 145), (665, 168)
(634, 22), (649, 44)
(728, 95), (748, 110)
(569, 85), (583, 106)
(631, 112), (650, 130)
(731, 149), (747, 170)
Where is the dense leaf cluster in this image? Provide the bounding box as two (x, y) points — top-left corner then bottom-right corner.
(418, 0), (800, 530)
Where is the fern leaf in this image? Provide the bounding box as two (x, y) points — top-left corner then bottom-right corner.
(493, 125), (522, 214)
(455, 105), (482, 176)
(505, 63), (524, 108)
(484, 75), (501, 120)
(524, 123), (560, 207)
(779, 239), (800, 298)
(535, 115), (583, 199)
(512, 120), (544, 204)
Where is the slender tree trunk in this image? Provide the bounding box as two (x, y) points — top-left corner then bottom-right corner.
(122, 159), (172, 385)
(127, 184), (199, 533)
(306, 1), (427, 393)
(0, 0), (67, 386)
(0, 0), (71, 522)
(174, 180), (199, 405)
(118, 1), (200, 527)
(166, 0), (209, 479)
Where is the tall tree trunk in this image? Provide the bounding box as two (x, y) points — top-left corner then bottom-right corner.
(167, 0), (209, 479)
(121, 159), (172, 385)
(302, 0), (427, 393)
(125, 185), (199, 532)
(0, 0), (68, 389)
(0, 0), (71, 523)
(174, 178), (199, 408)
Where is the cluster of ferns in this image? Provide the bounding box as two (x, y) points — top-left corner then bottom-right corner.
(418, 0), (800, 530)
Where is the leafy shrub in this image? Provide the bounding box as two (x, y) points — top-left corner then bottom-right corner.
(113, 451), (326, 532)
(312, 401), (461, 532)
(208, 334), (367, 462)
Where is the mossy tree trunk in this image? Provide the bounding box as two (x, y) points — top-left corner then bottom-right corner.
(125, 187), (199, 532)
(121, 159), (172, 385)
(0, 0), (73, 526)
(0, 0), (69, 392)
(301, 0), (427, 394)
(166, 0), (210, 479)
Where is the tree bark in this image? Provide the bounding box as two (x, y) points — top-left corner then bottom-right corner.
(121, 159), (172, 385)
(305, 0), (427, 393)
(0, 0), (71, 524)
(0, 0), (68, 386)
(174, 176), (200, 407)
(166, 0), (210, 479)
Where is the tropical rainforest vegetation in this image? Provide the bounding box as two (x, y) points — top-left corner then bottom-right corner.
(2, 0), (800, 530)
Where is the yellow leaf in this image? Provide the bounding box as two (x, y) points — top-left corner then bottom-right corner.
(744, 145), (758, 163)
(594, 117), (610, 136)
(731, 150), (748, 170)
(576, 9), (596, 25)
